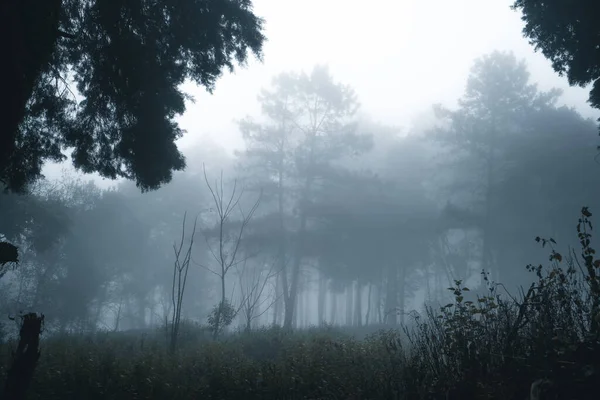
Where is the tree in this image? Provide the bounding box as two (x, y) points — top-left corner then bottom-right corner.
(512, 1), (600, 116)
(1, 0), (265, 193)
(0, 180), (71, 281)
(305, 148), (438, 326)
(236, 65), (372, 329)
(488, 104), (600, 287)
(1, 177), (177, 332)
(197, 166), (261, 338)
(169, 212), (197, 353)
(235, 256), (279, 332)
(431, 51), (561, 286)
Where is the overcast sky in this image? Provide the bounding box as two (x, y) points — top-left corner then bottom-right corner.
(45, 0), (600, 185)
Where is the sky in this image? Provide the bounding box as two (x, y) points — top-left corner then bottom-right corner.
(44, 0), (600, 186)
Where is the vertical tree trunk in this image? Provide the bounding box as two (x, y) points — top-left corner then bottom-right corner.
(345, 283), (354, 326)
(365, 283), (373, 325)
(292, 286), (299, 329)
(376, 281), (383, 324)
(398, 266), (406, 326)
(283, 129), (316, 329)
(303, 284), (310, 327)
(481, 115), (498, 286)
(318, 274), (326, 325)
(113, 298), (124, 332)
(296, 290), (304, 328)
(252, 298), (261, 330)
(3, 313), (44, 400)
(273, 273), (284, 326)
(330, 291), (337, 325)
(138, 296), (147, 329)
(284, 243), (304, 330)
(92, 301), (104, 330)
(354, 282), (362, 327)
(385, 263), (397, 325)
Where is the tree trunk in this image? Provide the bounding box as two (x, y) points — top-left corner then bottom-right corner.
(330, 291), (337, 325)
(318, 274), (326, 325)
(252, 298), (261, 330)
(354, 282), (362, 327)
(113, 298), (124, 332)
(292, 287), (299, 329)
(385, 263), (397, 325)
(3, 313), (44, 400)
(345, 283), (354, 326)
(283, 127), (316, 329)
(398, 266), (406, 326)
(283, 218), (306, 330)
(376, 281), (383, 324)
(92, 301), (104, 330)
(481, 115), (498, 286)
(303, 284), (310, 327)
(365, 283), (373, 325)
(277, 151), (294, 329)
(273, 273), (283, 326)
(297, 287), (304, 329)
(137, 296), (148, 329)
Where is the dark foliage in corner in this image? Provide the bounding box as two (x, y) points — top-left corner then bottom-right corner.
(512, 1), (600, 124)
(1, 0), (265, 192)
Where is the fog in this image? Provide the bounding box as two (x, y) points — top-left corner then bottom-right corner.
(45, 0), (600, 175)
(4, 0), (600, 336)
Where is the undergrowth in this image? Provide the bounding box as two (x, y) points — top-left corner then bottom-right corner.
(1, 208), (599, 399)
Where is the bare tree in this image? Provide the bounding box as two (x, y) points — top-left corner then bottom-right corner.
(195, 165), (261, 338)
(236, 256), (280, 331)
(169, 212), (197, 353)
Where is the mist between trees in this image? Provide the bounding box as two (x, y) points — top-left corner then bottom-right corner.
(1, 51), (599, 337)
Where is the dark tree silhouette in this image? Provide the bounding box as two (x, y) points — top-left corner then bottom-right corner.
(0, 0), (265, 193)
(512, 1), (600, 114)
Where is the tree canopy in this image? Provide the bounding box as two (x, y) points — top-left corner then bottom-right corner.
(512, 0), (600, 115)
(1, 0), (265, 193)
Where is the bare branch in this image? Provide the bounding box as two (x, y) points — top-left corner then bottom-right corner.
(169, 211), (198, 352)
(191, 256), (220, 278)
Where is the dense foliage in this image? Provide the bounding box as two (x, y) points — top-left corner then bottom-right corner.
(1, 0), (265, 192)
(512, 0), (600, 117)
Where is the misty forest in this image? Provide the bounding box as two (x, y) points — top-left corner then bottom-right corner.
(2, 1), (600, 399)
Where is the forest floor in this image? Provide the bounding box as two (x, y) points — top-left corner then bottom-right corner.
(0, 316), (598, 400)
(2, 211), (600, 399)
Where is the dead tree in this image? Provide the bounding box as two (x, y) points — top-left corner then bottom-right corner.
(169, 212), (198, 353)
(195, 165), (261, 338)
(236, 256), (280, 331)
